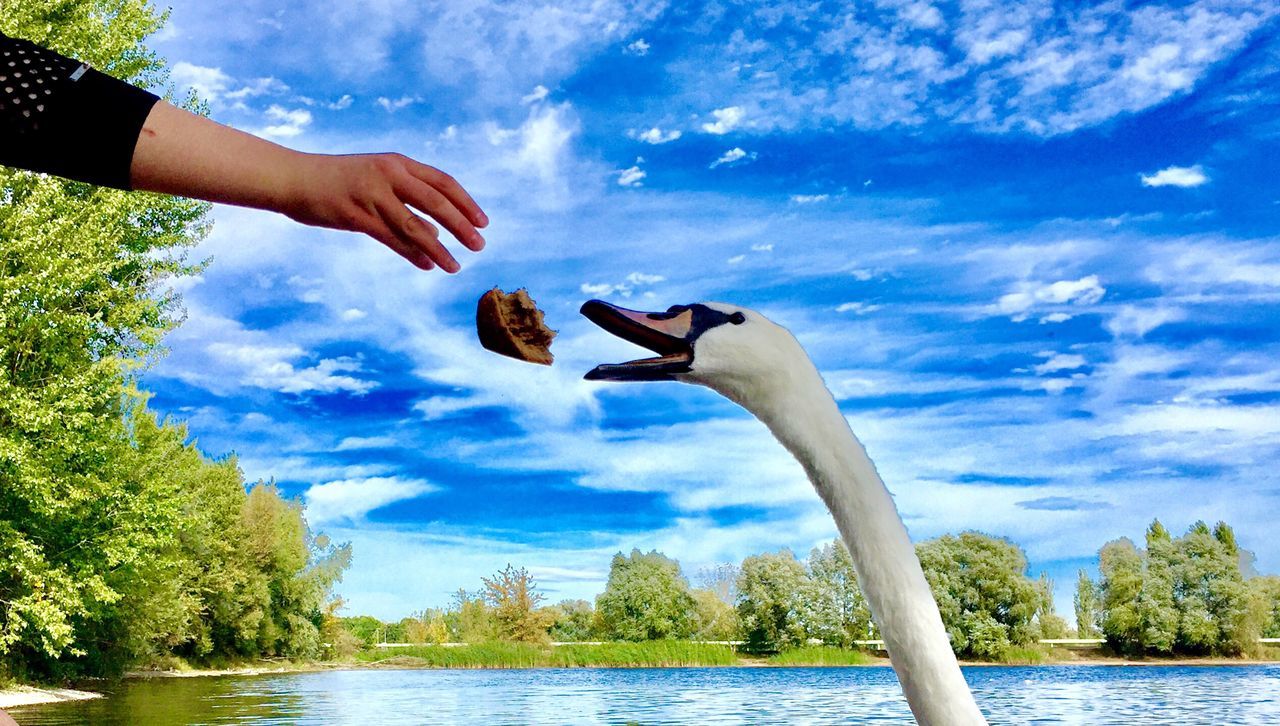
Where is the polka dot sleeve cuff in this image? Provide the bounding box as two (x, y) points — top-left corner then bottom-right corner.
(0, 32), (160, 190)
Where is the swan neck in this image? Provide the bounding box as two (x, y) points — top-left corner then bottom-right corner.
(740, 364), (988, 726)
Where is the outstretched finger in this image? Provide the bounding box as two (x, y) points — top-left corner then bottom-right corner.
(395, 174), (485, 252)
(402, 159), (488, 229)
(365, 215), (436, 271)
(377, 199), (459, 273)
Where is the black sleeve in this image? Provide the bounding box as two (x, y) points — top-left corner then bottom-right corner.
(0, 31), (160, 190)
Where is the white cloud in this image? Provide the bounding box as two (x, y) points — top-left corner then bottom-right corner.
(617, 164), (647, 187)
(1106, 305), (1185, 338)
(751, 244), (774, 252)
(625, 38), (651, 56)
(630, 127), (682, 144)
(790, 194), (829, 204)
(259, 105), (312, 138)
(727, 254), (747, 264)
(1034, 353), (1087, 375)
(1141, 165), (1209, 188)
(835, 302), (882, 314)
(580, 272), (665, 298)
(376, 95), (417, 112)
(205, 342), (374, 395)
(522, 85), (550, 105)
(626, 272), (665, 285)
(995, 275), (1106, 321)
(340, 308), (368, 322)
(1144, 244), (1280, 290)
(170, 62), (234, 102)
(701, 106), (746, 134)
(709, 147), (757, 169)
(335, 436), (399, 451)
(655, 1), (1277, 136)
(305, 477), (437, 525)
(327, 94), (354, 110)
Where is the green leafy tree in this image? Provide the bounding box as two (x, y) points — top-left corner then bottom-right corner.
(449, 590), (498, 643)
(482, 565), (554, 644)
(548, 599), (595, 642)
(595, 550), (696, 641)
(916, 532), (1048, 659)
(1074, 570), (1101, 638)
(691, 589), (740, 641)
(801, 540), (873, 647)
(0, 0), (208, 678)
(736, 550), (809, 652)
(1098, 537), (1148, 654)
(1251, 576), (1280, 639)
(340, 616), (386, 647)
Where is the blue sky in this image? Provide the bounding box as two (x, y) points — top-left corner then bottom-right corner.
(140, 0), (1279, 621)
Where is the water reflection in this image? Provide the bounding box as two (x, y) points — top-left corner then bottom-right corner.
(10, 665), (1280, 725)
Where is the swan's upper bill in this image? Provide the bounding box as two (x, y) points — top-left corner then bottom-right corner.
(580, 299), (746, 381)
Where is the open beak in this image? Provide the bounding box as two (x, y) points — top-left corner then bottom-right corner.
(581, 300), (695, 381)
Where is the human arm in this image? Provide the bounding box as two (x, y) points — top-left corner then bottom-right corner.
(130, 103), (487, 272)
(0, 31), (486, 272)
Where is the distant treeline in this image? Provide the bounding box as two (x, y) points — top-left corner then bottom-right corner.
(345, 523), (1280, 661)
(0, 2), (350, 682)
(1077, 520), (1280, 656)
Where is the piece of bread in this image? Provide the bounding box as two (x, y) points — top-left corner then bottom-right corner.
(476, 288), (556, 365)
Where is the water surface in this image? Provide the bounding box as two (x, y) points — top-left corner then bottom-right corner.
(11, 665), (1280, 724)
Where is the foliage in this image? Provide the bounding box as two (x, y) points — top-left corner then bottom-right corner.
(1252, 576), (1280, 639)
(548, 599), (595, 642)
(355, 640), (738, 668)
(801, 540), (873, 647)
(690, 589), (739, 641)
(736, 549), (809, 652)
(595, 550), (696, 641)
(915, 532), (1049, 659)
(449, 590), (499, 644)
(767, 646), (873, 666)
(482, 565), (554, 645)
(1074, 570), (1101, 638)
(1098, 520), (1257, 656)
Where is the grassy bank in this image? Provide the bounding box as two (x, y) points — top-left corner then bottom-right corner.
(355, 641), (740, 668)
(766, 646), (876, 666)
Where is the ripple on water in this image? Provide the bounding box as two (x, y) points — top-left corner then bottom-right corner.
(8, 664), (1280, 725)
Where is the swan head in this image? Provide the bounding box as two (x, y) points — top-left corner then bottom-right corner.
(580, 299), (812, 406)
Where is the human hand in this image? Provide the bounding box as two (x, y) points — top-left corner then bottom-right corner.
(279, 152), (489, 272)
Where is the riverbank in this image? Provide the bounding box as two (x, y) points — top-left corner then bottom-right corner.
(0, 685), (101, 709)
(122, 643), (1278, 677)
(8, 643), (1274, 707)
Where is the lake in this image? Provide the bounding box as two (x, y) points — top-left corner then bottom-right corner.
(9, 665), (1280, 724)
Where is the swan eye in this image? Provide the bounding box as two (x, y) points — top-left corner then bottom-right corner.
(729, 312), (746, 325)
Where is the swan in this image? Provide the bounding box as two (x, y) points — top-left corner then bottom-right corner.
(581, 300), (987, 726)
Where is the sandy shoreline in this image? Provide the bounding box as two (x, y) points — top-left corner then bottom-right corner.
(0, 685), (101, 709)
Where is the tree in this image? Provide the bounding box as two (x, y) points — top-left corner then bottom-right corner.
(696, 563), (741, 605)
(595, 550), (696, 641)
(1074, 570), (1101, 638)
(450, 590), (498, 643)
(736, 550), (809, 652)
(548, 600), (595, 642)
(1098, 520), (1257, 656)
(691, 589), (740, 641)
(801, 540), (873, 647)
(482, 565), (554, 644)
(916, 532), (1049, 659)
(1251, 576), (1280, 639)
